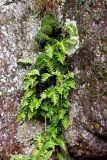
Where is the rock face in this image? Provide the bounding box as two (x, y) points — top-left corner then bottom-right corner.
(0, 0), (107, 160)
(0, 0), (40, 159)
(62, 0), (107, 159)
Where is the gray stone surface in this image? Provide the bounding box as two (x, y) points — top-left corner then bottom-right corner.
(62, 0), (107, 158)
(0, 0), (107, 159)
(0, 0), (40, 159)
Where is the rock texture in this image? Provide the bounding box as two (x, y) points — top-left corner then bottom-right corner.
(0, 0), (40, 159)
(62, 0), (107, 159)
(0, 0), (107, 160)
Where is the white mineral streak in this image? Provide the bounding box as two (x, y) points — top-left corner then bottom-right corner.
(65, 19), (80, 56)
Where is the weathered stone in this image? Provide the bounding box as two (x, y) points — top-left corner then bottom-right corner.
(0, 0), (40, 159)
(62, 0), (107, 159)
(16, 120), (44, 155)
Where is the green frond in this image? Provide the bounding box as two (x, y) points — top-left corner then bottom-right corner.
(62, 116), (69, 130)
(26, 69), (39, 76)
(41, 139), (56, 151)
(29, 96), (40, 112)
(41, 14), (59, 31)
(43, 58), (55, 73)
(36, 31), (52, 44)
(57, 153), (66, 160)
(47, 86), (59, 105)
(54, 51), (65, 64)
(55, 85), (63, 94)
(35, 52), (46, 70)
(41, 73), (52, 82)
(45, 44), (54, 58)
(67, 39), (78, 46)
(55, 136), (66, 151)
(44, 150), (53, 160)
(35, 133), (45, 150)
(17, 58), (34, 65)
(58, 108), (67, 120)
(10, 155), (30, 160)
(57, 40), (68, 53)
(63, 23), (77, 36)
(41, 25), (52, 35)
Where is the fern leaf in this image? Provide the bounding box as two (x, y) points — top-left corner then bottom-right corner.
(18, 109), (26, 123)
(43, 59), (55, 73)
(55, 86), (63, 94)
(26, 69), (39, 76)
(41, 91), (47, 100)
(57, 153), (66, 160)
(67, 39), (78, 46)
(58, 109), (67, 120)
(64, 24), (77, 36)
(41, 139), (56, 151)
(28, 110), (36, 120)
(24, 89), (34, 98)
(17, 58), (34, 65)
(36, 31), (52, 44)
(55, 51), (65, 64)
(29, 97), (40, 112)
(35, 133), (45, 150)
(45, 44), (54, 58)
(35, 52), (46, 70)
(56, 136), (66, 151)
(42, 73), (52, 82)
(10, 154), (30, 160)
(47, 86), (59, 105)
(62, 116), (69, 130)
(57, 40), (67, 53)
(44, 150), (53, 160)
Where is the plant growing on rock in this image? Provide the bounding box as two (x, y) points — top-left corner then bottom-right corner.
(10, 12), (78, 160)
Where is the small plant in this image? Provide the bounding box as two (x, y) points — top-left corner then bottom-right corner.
(10, 14), (78, 160)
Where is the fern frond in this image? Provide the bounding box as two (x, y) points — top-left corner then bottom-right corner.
(63, 23), (77, 36)
(35, 52), (46, 70)
(62, 115), (69, 130)
(47, 86), (59, 105)
(55, 136), (66, 151)
(55, 85), (63, 94)
(67, 39), (78, 46)
(41, 14), (59, 31)
(29, 96), (40, 112)
(43, 58), (55, 73)
(45, 44), (54, 58)
(41, 139), (56, 151)
(17, 58), (34, 65)
(10, 154), (30, 160)
(35, 133), (45, 150)
(36, 31), (52, 44)
(26, 69), (39, 76)
(41, 73), (52, 82)
(56, 40), (68, 53)
(44, 150), (53, 160)
(58, 108), (67, 120)
(54, 51), (65, 64)
(57, 152), (66, 160)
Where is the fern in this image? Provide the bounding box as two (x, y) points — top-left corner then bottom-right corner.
(63, 23), (78, 36)
(43, 58), (55, 73)
(45, 44), (54, 58)
(12, 13), (79, 160)
(17, 58), (34, 65)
